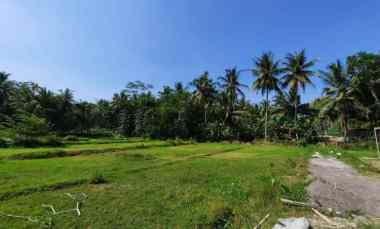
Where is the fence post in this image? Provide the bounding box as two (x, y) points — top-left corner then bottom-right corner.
(375, 127), (380, 159)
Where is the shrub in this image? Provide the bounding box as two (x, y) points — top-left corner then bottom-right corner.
(63, 135), (79, 141)
(85, 128), (114, 138)
(280, 182), (307, 202)
(0, 137), (13, 148)
(89, 172), (107, 184)
(209, 206), (234, 229)
(166, 138), (188, 146)
(0, 128), (16, 139)
(15, 115), (48, 137)
(13, 136), (41, 147)
(135, 143), (147, 149)
(39, 136), (64, 147)
(13, 135), (63, 147)
(8, 150), (67, 160)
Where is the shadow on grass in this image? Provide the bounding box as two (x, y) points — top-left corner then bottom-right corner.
(1, 141), (192, 161)
(0, 179), (88, 202)
(0, 146), (242, 202)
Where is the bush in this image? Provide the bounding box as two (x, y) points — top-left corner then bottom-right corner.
(13, 136), (41, 147)
(166, 138), (188, 146)
(15, 115), (48, 137)
(135, 143), (147, 149)
(0, 128), (16, 139)
(0, 137), (13, 148)
(82, 128), (114, 138)
(39, 136), (64, 147)
(13, 135), (63, 147)
(89, 172), (107, 184)
(63, 135), (79, 141)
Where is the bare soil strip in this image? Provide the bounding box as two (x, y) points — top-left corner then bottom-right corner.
(308, 156), (380, 217)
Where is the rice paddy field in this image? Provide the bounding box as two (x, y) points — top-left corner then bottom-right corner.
(0, 138), (377, 228)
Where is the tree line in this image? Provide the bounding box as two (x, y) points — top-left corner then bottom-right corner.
(1, 50), (379, 146)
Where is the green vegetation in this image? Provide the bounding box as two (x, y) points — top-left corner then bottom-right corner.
(0, 139), (316, 228)
(1, 51), (379, 144)
(317, 145), (380, 175)
(1, 45), (380, 228)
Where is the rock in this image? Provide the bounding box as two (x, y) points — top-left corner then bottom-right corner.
(309, 215), (357, 229)
(312, 152), (322, 158)
(272, 217), (310, 229)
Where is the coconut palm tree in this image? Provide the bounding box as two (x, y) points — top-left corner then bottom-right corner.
(191, 71), (217, 124)
(320, 60), (359, 141)
(252, 52), (281, 141)
(0, 72), (12, 111)
(0, 72), (14, 124)
(218, 68), (247, 125)
(272, 90), (297, 120)
(282, 49), (315, 138)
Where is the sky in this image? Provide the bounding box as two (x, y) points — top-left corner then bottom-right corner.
(1, 0), (380, 103)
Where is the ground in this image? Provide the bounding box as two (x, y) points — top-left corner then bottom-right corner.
(308, 156), (380, 217)
(0, 139), (378, 228)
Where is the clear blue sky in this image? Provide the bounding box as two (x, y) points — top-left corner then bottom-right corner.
(2, 0), (380, 103)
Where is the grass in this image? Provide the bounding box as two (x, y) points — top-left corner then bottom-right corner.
(0, 139), (174, 160)
(0, 139), (377, 228)
(316, 144), (380, 175)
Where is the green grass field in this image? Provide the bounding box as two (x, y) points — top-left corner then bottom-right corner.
(0, 139), (377, 228)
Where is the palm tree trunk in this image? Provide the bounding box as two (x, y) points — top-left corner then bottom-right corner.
(370, 85), (380, 104)
(342, 116), (347, 142)
(265, 89), (269, 142)
(294, 103), (298, 140)
(204, 103), (208, 124)
(342, 104), (349, 143)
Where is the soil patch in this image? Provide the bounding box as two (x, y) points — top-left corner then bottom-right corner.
(307, 156), (380, 217)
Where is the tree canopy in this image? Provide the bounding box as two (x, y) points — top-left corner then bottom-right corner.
(1, 50), (380, 146)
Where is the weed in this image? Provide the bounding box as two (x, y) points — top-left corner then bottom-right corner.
(280, 182), (307, 202)
(118, 153), (157, 161)
(135, 143), (147, 149)
(211, 207), (234, 229)
(0, 137), (12, 148)
(63, 135), (79, 141)
(89, 171), (107, 184)
(0, 179), (87, 201)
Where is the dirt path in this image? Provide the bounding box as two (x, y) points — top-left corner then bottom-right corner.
(307, 156), (380, 217)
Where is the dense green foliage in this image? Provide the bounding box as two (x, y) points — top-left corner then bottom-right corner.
(1, 50), (379, 145)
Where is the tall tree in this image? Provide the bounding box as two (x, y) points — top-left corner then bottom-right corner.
(74, 101), (96, 135)
(320, 60), (358, 140)
(347, 52), (380, 126)
(252, 52), (281, 141)
(0, 72), (14, 119)
(282, 49), (315, 137)
(191, 71), (216, 124)
(56, 88), (75, 132)
(218, 68), (247, 125)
